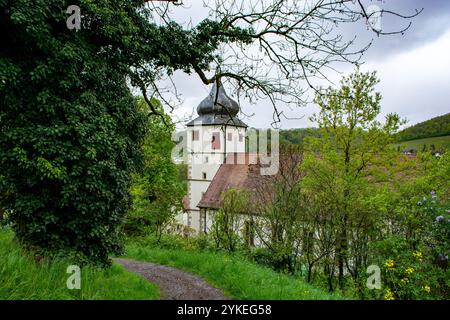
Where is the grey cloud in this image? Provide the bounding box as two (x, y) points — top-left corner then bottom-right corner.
(160, 1), (450, 129)
(336, 0), (450, 61)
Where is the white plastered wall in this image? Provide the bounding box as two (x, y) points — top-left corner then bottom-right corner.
(185, 124), (246, 233)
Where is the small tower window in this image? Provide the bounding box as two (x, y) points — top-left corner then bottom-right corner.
(205, 156), (209, 163)
(192, 130), (199, 141)
(202, 172), (207, 180)
(212, 132), (221, 149)
(228, 132), (233, 141)
(239, 134), (244, 142)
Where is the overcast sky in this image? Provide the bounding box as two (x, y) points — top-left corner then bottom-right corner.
(156, 0), (450, 129)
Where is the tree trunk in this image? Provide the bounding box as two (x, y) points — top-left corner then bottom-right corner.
(307, 263), (314, 282)
(337, 233), (346, 288)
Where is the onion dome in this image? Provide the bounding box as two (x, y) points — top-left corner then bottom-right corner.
(186, 83), (247, 127)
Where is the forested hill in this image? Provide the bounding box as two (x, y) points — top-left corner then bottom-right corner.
(279, 128), (320, 145)
(258, 113), (450, 147)
(248, 127), (320, 146)
(396, 113), (450, 142)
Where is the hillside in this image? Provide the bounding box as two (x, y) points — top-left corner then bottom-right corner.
(279, 113), (450, 146)
(279, 127), (320, 145)
(393, 135), (450, 152)
(396, 113), (450, 142)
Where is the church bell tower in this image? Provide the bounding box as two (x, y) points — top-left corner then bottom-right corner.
(185, 83), (247, 232)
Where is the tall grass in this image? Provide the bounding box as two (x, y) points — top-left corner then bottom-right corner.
(0, 228), (159, 300)
(125, 245), (344, 300)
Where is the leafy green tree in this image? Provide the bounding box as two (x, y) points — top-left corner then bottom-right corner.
(125, 98), (185, 241)
(303, 69), (404, 288)
(211, 188), (249, 253)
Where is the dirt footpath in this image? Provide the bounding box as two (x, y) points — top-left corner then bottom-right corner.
(114, 258), (228, 300)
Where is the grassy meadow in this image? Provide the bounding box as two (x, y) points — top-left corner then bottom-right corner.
(0, 225), (342, 300)
(125, 244), (344, 300)
(0, 228), (159, 300)
(394, 135), (450, 152)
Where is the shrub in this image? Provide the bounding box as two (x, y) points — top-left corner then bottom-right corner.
(368, 193), (450, 300)
(249, 247), (278, 268)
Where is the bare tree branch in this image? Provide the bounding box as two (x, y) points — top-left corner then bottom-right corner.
(139, 0), (421, 125)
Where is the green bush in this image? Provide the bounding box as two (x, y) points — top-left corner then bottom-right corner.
(193, 234), (217, 251)
(126, 232), (217, 253)
(370, 237), (447, 300)
(367, 194), (450, 300)
(249, 247), (293, 272)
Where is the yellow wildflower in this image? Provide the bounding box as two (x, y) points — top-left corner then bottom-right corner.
(384, 288), (395, 300)
(423, 285), (431, 293)
(413, 251), (423, 261)
(405, 267), (415, 275)
(384, 259), (395, 270)
(400, 278), (409, 285)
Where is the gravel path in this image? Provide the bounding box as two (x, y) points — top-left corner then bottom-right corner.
(114, 258), (228, 300)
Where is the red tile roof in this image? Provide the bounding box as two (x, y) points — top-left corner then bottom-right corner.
(197, 153), (260, 209)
